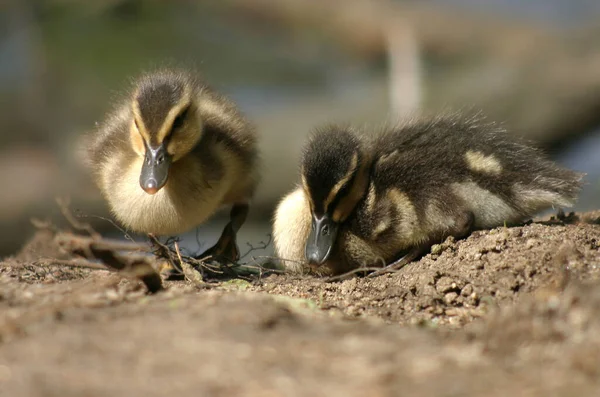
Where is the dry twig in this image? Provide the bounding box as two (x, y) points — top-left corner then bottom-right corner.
(56, 197), (101, 239)
(149, 234), (279, 282)
(325, 267), (388, 282)
(36, 199), (281, 290)
(34, 199), (165, 294)
(53, 231), (163, 293)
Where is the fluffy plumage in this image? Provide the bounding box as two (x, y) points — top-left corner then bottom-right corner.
(274, 114), (584, 276)
(86, 69), (259, 262)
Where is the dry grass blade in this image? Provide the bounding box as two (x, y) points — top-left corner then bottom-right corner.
(149, 235), (281, 281)
(174, 241), (204, 286)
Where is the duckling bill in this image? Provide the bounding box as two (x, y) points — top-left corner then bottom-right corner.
(273, 115), (585, 276)
(139, 136), (171, 194)
(86, 69), (259, 267)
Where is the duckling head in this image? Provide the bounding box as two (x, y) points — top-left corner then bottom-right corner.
(301, 126), (371, 265)
(129, 71), (202, 195)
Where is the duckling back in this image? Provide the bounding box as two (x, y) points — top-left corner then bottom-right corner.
(370, 114), (584, 230)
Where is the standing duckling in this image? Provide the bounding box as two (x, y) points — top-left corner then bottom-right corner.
(86, 69), (259, 265)
(273, 115), (584, 276)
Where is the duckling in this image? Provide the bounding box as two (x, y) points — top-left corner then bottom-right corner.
(86, 69), (259, 266)
(273, 115), (584, 277)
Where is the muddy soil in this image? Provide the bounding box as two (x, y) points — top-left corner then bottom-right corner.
(1, 212), (600, 397)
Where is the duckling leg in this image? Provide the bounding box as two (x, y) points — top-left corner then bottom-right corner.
(368, 210), (475, 278)
(162, 204), (249, 280)
(197, 203), (249, 264)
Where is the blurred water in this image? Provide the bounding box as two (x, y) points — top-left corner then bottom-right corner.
(556, 128), (600, 212)
(425, 0), (600, 25)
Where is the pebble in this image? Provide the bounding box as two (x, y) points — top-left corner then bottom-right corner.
(105, 289), (120, 302)
(436, 276), (458, 294)
(444, 292), (458, 304)
(526, 239), (537, 249)
(461, 284), (474, 297)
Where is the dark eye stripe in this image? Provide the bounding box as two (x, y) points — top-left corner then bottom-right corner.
(327, 172), (356, 214)
(171, 106), (189, 133)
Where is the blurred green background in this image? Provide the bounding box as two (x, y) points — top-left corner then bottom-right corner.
(1, 0), (600, 257)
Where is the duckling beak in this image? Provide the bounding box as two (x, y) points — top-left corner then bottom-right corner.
(305, 213), (339, 265)
(140, 143), (172, 195)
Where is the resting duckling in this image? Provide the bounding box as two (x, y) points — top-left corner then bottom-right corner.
(86, 69), (259, 265)
(273, 115), (584, 276)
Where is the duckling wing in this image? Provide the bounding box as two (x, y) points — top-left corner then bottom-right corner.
(369, 114), (583, 229)
(86, 105), (138, 187)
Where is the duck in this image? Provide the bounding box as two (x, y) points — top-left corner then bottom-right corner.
(273, 114), (584, 277)
(86, 68), (259, 266)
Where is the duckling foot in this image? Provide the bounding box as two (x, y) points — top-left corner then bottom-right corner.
(196, 203), (249, 266)
(162, 204), (249, 280)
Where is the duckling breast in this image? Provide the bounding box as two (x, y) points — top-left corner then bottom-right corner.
(273, 187), (312, 272)
(103, 156), (229, 235)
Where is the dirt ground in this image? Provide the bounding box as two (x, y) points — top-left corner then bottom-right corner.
(1, 212), (600, 397)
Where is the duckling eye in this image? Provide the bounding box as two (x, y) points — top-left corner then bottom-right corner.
(321, 225), (330, 236)
(171, 107), (189, 133)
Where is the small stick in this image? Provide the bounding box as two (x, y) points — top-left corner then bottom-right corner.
(56, 197), (101, 240)
(76, 213), (137, 243)
(54, 232), (149, 254)
(30, 218), (60, 233)
(55, 231), (163, 293)
(240, 234), (273, 259)
(175, 241), (204, 286)
(325, 267), (385, 282)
